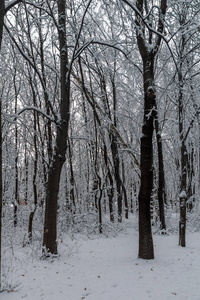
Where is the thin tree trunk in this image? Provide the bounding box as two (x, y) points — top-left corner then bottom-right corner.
(179, 142), (187, 247)
(96, 171), (103, 234)
(111, 77), (123, 222)
(14, 71), (19, 227)
(187, 146), (194, 211)
(68, 138), (76, 212)
(110, 134), (122, 222)
(28, 103), (38, 241)
(24, 142), (28, 205)
(179, 75), (187, 247)
(154, 107), (166, 230)
(103, 143), (114, 222)
(121, 160), (128, 219)
(178, 9), (187, 245)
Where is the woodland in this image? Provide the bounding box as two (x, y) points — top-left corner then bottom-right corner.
(0, 0), (200, 294)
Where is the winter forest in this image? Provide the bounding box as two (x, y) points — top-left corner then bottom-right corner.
(1, 0), (200, 299)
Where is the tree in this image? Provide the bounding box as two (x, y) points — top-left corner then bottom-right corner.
(43, 0), (93, 255)
(121, 0), (167, 259)
(0, 0), (22, 291)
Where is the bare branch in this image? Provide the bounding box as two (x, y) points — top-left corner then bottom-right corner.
(3, 106), (55, 123)
(72, 71), (141, 170)
(5, 0), (22, 14)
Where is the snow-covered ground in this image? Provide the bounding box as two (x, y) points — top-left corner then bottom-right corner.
(1, 217), (200, 300)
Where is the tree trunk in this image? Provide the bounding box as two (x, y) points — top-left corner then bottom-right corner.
(138, 55), (155, 259)
(110, 134), (122, 222)
(68, 138), (76, 213)
(98, 180), (103, 234)
(121, 160), (128, 219)
(178, 64), (187, 247)
(154, 107), (166, 230)
(103, 143), (114, 222)
(14, 71), (19, 227)
(134, 0), (167, 260)
(28, 101), (38, 241)
(43, 0), (70, 255)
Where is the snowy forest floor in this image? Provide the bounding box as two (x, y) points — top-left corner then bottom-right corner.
(1, 215), (200, 300)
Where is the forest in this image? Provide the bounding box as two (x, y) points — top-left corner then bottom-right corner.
(0, 0), (200, 298)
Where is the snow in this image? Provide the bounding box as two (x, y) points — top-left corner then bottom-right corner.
(179, 191), (187, 199)
(2, 217), (200, 300)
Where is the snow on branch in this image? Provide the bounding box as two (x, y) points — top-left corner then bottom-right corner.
(72, 71), (141, 171)
(5, 0), (22, 13)
(3, 106), (55, 123)
(74, 40), (128, 61)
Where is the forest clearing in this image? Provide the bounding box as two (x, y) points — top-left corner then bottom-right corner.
(1, 215), (200, 300)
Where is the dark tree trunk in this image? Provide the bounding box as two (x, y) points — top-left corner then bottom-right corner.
(122, 181), (128, 219)
(14, 71), (19, 227)
(178, 55), (187, 247)
(179, 83), (187, 246)
(111, 78), (123, 222)
(154, 107), (166, 230)
(24, 145), (28, 205)
(133, 0), (167, 260)
(43, 158), (66, 254)
(179, 141), (187, 247)
(68, 138), (76, 212)
(28, 93), (38, 241)
(103, 144), (114, 222)
(138, 56), (155, 259)
(43, 0), (70, 255)
(121, 160), (128, 219)
(98, 180), (103, 234)
(111, 135), (122, 222)
(187, 146), (194, 211)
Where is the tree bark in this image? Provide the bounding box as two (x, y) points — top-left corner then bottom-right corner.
(138, 55), (155, 259)
(178, 6), (188, 247)
(154, 107), (166, 230)
(134, 0), (167, 260)
(43, 0), (70, 255)
(68, 138), (76, 213)
(103, 143), (114, 222)
(178, 76), (187, 247)
(179, 142), (187, 247)
(28, 84), (38, 241)
(14, 70), (19, 227)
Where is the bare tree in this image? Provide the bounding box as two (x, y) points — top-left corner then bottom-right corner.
(0, 0), (22, 291)
(121, 0), (167, 259)
(43, 0), (93, 255)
